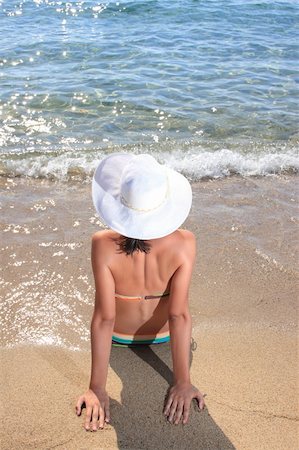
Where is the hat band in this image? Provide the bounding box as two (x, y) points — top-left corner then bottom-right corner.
(120, 174), (170, 212)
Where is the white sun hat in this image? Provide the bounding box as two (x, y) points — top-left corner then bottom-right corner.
(91, 152), (192, 240)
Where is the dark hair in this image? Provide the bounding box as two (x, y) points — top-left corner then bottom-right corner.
(116, 235), (151, 256)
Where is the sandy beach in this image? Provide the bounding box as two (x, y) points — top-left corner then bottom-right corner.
(0, 174), (298, 450)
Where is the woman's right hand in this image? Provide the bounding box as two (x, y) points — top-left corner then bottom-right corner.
(75, 388), (110, 431)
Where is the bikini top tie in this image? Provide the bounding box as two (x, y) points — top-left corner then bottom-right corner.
(115, 291), (170, 301)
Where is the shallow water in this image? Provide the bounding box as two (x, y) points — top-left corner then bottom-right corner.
(0, 0), (298, 180)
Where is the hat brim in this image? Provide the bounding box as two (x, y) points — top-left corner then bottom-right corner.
(91, 153), (192, 240)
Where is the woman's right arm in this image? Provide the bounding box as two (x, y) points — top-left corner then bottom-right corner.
(75, 232), (116, 431)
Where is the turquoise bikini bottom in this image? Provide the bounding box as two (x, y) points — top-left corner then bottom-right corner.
(112, 333), (170, 347)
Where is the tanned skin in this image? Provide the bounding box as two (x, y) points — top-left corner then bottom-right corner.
(75, 228), (205, 430)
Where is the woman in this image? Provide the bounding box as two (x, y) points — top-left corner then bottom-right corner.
(75, 153), (206, 431)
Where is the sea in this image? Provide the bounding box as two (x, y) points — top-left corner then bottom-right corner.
(0, 0), (298, 182)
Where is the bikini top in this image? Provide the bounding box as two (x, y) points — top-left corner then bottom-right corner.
(115, 291), (170, 301)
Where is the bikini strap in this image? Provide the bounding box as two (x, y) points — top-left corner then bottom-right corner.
(115, 291), (170, 300)
(144, 292), (170, 299)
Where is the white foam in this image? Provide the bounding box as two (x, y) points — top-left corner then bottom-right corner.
(159, 148), (299, 180)
(1, 147), (298, 181)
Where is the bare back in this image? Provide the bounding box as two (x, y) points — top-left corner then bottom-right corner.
(91, 228), (196, 337)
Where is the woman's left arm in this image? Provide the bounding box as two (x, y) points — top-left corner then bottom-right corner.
(163, 231), (206, 425)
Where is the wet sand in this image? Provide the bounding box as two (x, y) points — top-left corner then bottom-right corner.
(0, 174), (298, 449)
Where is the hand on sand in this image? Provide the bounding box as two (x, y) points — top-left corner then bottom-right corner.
(163, 381), (206, 425)
(75, 388), (110, 431)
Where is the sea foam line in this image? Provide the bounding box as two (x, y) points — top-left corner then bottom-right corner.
(1, 148), (298, 181)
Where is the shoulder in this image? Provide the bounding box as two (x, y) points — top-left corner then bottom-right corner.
(91, 229), (120, 244)
(165, 229), (196, 266)
(91, 230), (118, 261)
(176, 229), (196, 242)
(175, 229), (196, 252)
(92, 229), (114, 243)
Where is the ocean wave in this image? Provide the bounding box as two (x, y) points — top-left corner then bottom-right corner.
(1, 148), (298, 182)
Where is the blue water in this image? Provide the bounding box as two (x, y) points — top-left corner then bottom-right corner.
(0, 0), (298, 180)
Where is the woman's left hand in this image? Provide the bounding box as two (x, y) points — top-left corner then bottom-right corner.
(163, 381), (206, 425)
